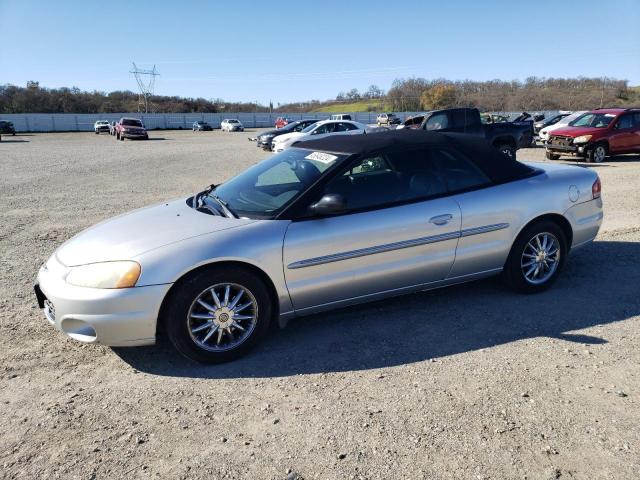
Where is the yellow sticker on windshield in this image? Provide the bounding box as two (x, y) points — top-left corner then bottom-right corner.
(305, 152), (338, 164)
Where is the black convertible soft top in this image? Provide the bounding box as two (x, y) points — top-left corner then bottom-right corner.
(295, 130), (535, 184)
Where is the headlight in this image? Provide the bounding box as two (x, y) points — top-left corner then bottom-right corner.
(573, 135), (592, 144)
(66, 261), (141, 289)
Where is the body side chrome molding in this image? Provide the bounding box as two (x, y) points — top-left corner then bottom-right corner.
(287, 223), (509, 270)
(290, 267), (504, 315)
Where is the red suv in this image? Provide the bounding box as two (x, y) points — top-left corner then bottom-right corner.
(546, 108), (640, 163)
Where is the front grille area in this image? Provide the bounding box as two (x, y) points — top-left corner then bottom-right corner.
(549, 135), (573, 147)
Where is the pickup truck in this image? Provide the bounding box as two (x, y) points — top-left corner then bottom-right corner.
(115, 117), (148, 141)
(417, 107), (533, 158)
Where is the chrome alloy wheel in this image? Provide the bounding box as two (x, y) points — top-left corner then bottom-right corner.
(521, 232), (561, 285)
(187, 283), (258, 352)
(592, 145), (606, 163)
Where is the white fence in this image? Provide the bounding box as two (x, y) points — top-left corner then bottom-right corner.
(0, 111), (558, 132)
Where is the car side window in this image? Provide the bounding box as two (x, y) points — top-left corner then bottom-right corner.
(323, 149), (447, 212)
(615, 114), (633, 130)
(340, 122), (358, 131)
(451, 110), (468, 129)
(426, 112), (449, 130)
(432, 148), (491, 193)
(634, 113), (640, 128)
(312, 124), (330, 135)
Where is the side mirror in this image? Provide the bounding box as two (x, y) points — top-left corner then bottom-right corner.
(308, 194), (346, 216)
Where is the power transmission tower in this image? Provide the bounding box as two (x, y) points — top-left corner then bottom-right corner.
(130, 63), (159, 113)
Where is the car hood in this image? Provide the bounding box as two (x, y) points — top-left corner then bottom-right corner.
(55, 198), (255, 266)
(550, 126), (603, 137)
(260, 129), (281, 137)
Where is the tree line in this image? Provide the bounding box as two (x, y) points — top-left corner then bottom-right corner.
(386, 76), (634, 112)
(1, 77), (637, 114)
(0, 81), (271, 114)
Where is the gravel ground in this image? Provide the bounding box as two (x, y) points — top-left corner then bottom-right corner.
(1, 131), (639, 480)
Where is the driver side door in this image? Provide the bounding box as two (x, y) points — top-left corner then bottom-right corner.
(282, 149), (462, 314)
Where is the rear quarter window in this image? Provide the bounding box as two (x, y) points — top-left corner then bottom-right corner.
(432, 148), (491, 193)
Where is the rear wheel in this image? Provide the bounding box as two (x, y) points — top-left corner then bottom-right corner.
(163, 266), (272, 363)
(586, 144), (607, 163)
(545, 151), (560, 160)
(502, 220), (567, 293)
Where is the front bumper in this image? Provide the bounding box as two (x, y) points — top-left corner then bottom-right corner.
(257, 138), (274, 149)
(546, 144), (587, 156)
(35, 255), (172, 346)
(121, 130), (148, 138)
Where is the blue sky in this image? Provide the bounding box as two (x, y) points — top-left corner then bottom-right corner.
(1, 0), (639, 104)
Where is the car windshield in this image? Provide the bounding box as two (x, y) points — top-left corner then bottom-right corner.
(301, 122), (322, 133)
(211, 149), (347, 219)
(228, 120), (239, 124)
(123, 119), (143, 127)
(570, 113), (615, 128)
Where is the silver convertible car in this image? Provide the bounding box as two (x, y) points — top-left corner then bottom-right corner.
(34, 131), (603, 363)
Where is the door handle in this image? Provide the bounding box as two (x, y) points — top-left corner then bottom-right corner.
(429, 214), (453, 226)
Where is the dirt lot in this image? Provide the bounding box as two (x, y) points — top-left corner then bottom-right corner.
(1, 131), (639, 480)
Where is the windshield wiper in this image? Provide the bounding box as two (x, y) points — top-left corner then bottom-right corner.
(193, 184), (216, 209)
(209, 193), (238, 219)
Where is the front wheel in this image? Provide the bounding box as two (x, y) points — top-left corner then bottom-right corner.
(545, 151), (560, 160)
(162, 266), (272, 363)
(502, 220), (567, 293)
(586, 144), (607, 163)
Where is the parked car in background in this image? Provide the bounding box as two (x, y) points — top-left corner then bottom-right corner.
(275, 117), (292, 129)
(546, 108), (640, 162)
(94, 120), (110, 134)
(0, 120), (16, 135)
(115, 118), (148, 141)
(109, 121), (117, 136)
(193, 121), (213, 131)
(34, 131), (603, 363)
(376, 113), (401, 126)
(538, 111), (587, 143)
(221, 119), (244, 132)
(330, 114), (352, 121)
(418, 107), (533, 158)
(256, 119), (319, 150)
(534, 112), (572, 134)
(397, 114), (427, 130)
(271, 120), (368, 152)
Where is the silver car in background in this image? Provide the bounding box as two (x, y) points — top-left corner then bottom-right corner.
(221, 119), (244, 132)
(35, 131), (603, 363)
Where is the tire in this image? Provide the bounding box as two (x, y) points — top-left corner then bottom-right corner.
(162, 266), (272, 363)
(496, 143), (515, 160)
(502, 220), (567, 293)
(120, 134), (124, 141)
(95, 131), (99, 135)
(586, 144), (607, 163)
(545, 151), (561, 160)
